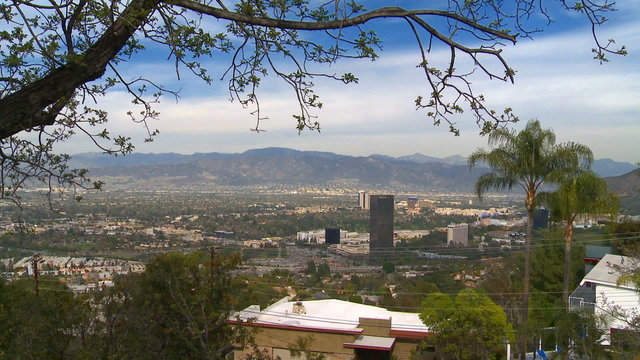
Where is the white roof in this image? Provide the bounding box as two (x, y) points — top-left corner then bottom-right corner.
(581, 254), (637, 289)
(236, 297), (428, 334)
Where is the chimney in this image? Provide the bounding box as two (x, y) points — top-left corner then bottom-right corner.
(292, 301), (307, 315)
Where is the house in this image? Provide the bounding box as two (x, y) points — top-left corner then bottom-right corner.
(569, 254), (640, 345)
(230, 297), (435, 359)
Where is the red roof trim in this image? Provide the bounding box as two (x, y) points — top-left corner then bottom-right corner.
(228, 319), (363, 335)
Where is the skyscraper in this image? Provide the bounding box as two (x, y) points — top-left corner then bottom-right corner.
(369, 195), (394, 251)
(325, 227), (341, 245)
(447, 223), (469, 246)
(358, 191), (370, 210)
(533, 208), (549, 229)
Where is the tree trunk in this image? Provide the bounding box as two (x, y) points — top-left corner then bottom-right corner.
(0, 0), (161, 139)
(562, 222), (574, 305)
(560, 220), (574, 360)
(519, 207), (533, 360)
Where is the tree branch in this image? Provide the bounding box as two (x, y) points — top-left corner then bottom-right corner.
(164, 0), (516, 43)
(0, 0), (162, 139)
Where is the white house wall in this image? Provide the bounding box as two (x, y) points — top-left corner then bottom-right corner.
(595, 284), (640, 338)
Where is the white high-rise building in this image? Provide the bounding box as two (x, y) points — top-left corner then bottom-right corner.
(358, 191), (370, 210)
(447, 223), (468, 246)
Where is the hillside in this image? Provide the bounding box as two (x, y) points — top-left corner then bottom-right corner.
(69, 148), (637, 193)
(606, 169), (640, 197)
(605, 169), (640, 214)
(75, 148), (487, 192)
(592, 159), (638, 177)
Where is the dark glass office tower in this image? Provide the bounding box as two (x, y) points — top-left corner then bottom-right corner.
(533, 208), (549, 229)
(369, 195), (394, 251)
(325, 227), (340, 244)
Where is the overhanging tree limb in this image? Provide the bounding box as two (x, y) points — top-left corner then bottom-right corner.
(0, 0), (161, 139)
(1, 1), (521, 139)
(166, 1), (517, 42)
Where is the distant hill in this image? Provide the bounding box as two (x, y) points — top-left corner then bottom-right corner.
(605, 169), (640, 197)
(68, 151), (236, 169)
(605, 169), (640, 214)
(68, 148), (637, 193)
(393, 154), (634, 175)
(71, 149), (635, 176)
(72, 148), (487, 192)
(592, 159), (638, 177)
(396, 153), (467, 165)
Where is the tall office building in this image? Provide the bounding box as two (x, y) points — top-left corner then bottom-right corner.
(533, 208), (550, 229)
(358, 191), (370, 210)
(447, 223), (469, 246)
(325, 227), (341, 245)
(369, 195), (394, 251)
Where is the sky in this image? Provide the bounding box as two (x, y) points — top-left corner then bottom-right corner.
(54, 1), (640, 163)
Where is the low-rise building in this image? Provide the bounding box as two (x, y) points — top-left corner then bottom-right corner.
(231, 297), (435, 359)
(569, 254), (640, 346)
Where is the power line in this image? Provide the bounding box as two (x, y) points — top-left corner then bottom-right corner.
(241, 279), (640, 298)
(26, 252), (43, 296)
(233, 233), (640, 256)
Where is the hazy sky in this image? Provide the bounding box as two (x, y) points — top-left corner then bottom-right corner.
(55, 2), (640, 163)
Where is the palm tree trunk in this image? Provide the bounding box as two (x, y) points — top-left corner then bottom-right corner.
(519, 208), (533, 360)
(562, 223), (574, 305)
(560, 221), (575, 360)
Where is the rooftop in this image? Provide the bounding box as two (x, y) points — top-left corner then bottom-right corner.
(581, 254), (638, 289)
(234, 297), (429, 335)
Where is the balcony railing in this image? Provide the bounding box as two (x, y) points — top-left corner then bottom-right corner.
(568, 284), (596, 312)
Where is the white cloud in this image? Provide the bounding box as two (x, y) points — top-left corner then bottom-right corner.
(58, 13), (640, 163)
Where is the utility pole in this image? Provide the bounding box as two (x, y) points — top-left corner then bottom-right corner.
(28, 253), (43, 296)
(210, 246), (222, 275)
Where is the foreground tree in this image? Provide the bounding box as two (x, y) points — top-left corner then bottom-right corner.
(97, 251), (244, 359)
(541, 171), (619, 305)
(420, 289), (514, 360)
(468, 119), (593, 358)
(0, 251), (250, 359)
(0, 277), (92, 359)
(554, 310), (613, 360)
(0, 0), (627, 204)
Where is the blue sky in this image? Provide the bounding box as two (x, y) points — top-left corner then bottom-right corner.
(55, 1), (640, 163)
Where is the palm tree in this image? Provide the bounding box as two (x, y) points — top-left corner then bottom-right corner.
(468, 119), (593, 359)
(541, 171), (619, 305)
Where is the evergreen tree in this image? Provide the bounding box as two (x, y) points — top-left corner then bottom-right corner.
(420, 289), (514, 360)
(541, 171), (619, 304)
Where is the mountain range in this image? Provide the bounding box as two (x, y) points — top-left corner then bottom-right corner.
(74, 148), (487, 192)
(605, 169), (640, 197)
(69, 148), (638, 193)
